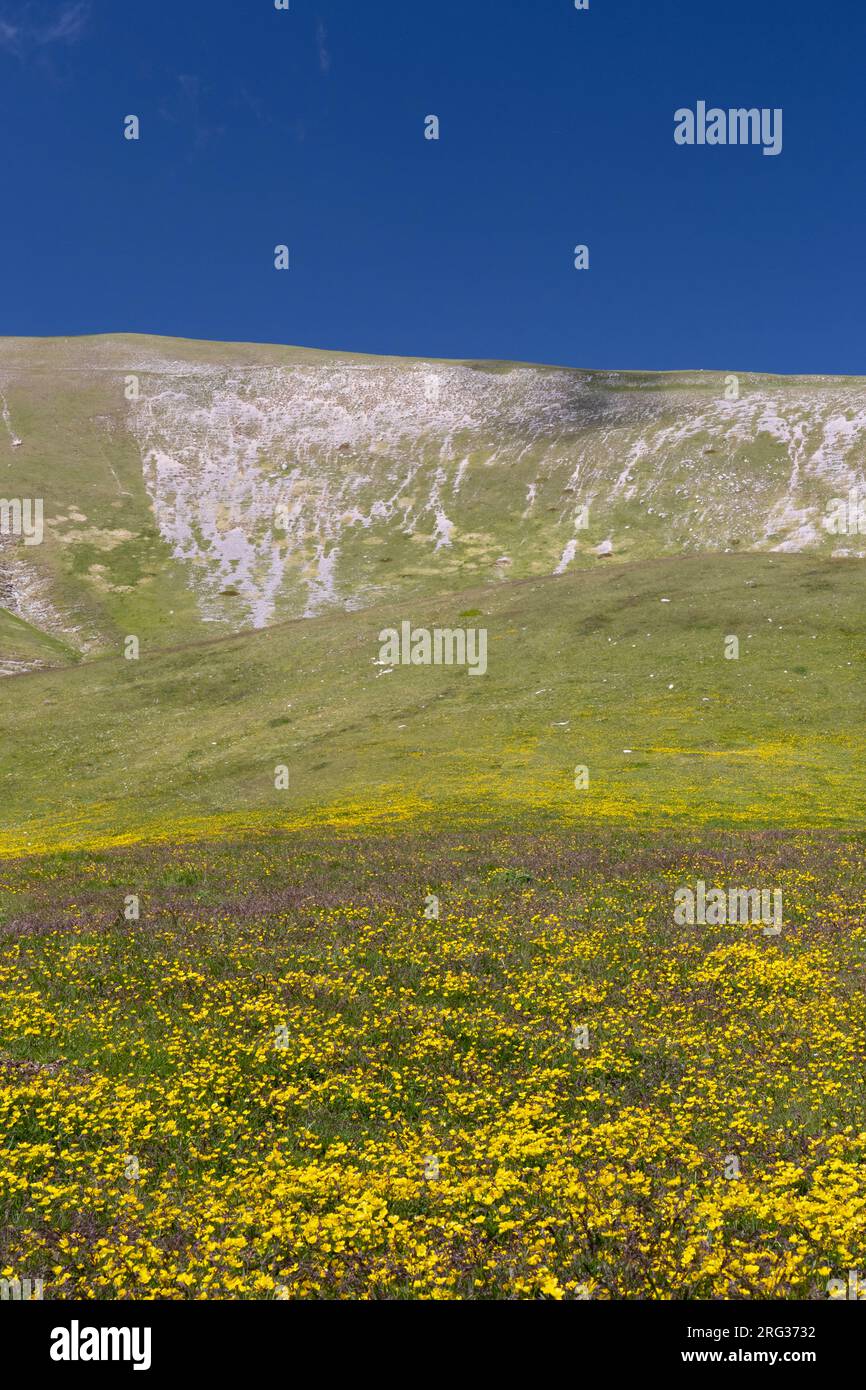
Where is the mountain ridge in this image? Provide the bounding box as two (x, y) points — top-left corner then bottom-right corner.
(2, 334), (866, 672)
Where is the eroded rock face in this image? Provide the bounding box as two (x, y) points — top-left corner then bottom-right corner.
(126, 359), (597, 627)
(127, 355), (866, 626)
(4, 337), (866, 656)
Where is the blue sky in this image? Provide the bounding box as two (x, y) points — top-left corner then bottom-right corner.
(0, 0), (862, 372)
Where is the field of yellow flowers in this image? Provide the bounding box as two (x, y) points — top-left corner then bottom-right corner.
(1, 824), (865, 1299)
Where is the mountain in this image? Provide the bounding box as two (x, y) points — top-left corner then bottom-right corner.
(2, 334), (866, 671)
(1, 334), (864, 850)
(1, 549), (863, 853)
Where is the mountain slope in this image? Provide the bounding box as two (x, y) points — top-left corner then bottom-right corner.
(1, 552), (864, 852)
(3, 335), (866, 670)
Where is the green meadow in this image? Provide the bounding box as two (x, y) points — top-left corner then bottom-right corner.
(1, 550), (865, 851)
(1, 338), (865, 1301)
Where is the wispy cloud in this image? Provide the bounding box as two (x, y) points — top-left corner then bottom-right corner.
(42, 1), (89, 42)
(316, 20), (331, 76)
(0, 1), (90, 56)
(158, 73), (225, 154)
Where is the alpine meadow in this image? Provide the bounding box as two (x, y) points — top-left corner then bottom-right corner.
(1, 334), (865, 1302)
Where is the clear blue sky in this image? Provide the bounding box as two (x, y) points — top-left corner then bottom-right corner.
(0, 0), (862, 373)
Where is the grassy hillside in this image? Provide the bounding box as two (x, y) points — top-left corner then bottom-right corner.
(3, 336), (866, 1305)
(1, 552), (864, 852)
(0, 609), (79, 677)
(3, 826), (864, 1300)
(4, 334), (866, 671)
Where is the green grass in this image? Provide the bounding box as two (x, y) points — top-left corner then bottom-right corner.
(1, 825), (864, 1298)
(1, 551), (865, 849)
(0, 609), (80, 674)
(3, 332), (866, 670)
(3, 335), (865, 1304)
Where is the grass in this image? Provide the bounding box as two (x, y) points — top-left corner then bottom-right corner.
(0, 610), (80, 675)
(1, 552), (865, 851)
(2, 335), (866, 1301)
(1, 824), (864, 1299)
(3, 332), (866, 666)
